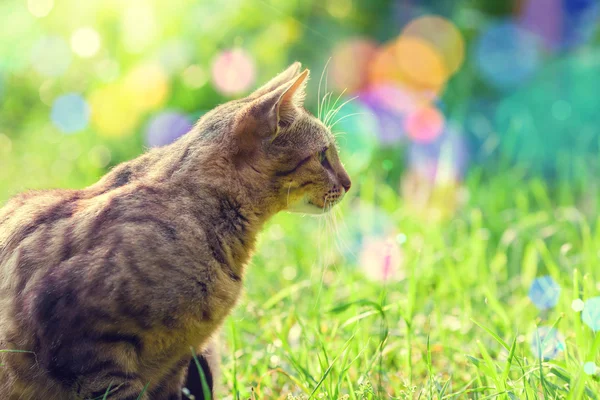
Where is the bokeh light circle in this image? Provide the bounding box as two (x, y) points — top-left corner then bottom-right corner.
(401, 15), (465, 75)
(123, 63), (170, 112)
(528, 275), (561, 310)
(89, 84), (141, 138)
(182, 65), (207, 89)
(51, 93), (90, 134)
(530, 326), (565, 360)
(330, 38), (378, 93)
(584, 362), (598, 375)
(211, 48), (256, 96)
(121, 0), (157, 53)
(368, 42), (405, 86)
(475, 20), (542, 89)
(71, 27), (101, 58)
(95, 59), (120, 83)
(27, 0), (53, 18)
(145, 111), (193, 148)
(582, 296), (600, 331)
(358, 83), (437, 145)
(404, 106), (445, 144)
(519, 0), (562, 49)
(394, 36), (448, 90)
(359, 237), (404, 282)
(30, 36), (72, 77)
(572, 298), (585, 312)
(158, 40), (193, 74)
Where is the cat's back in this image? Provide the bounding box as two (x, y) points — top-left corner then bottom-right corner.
(0, 189), (80, 269)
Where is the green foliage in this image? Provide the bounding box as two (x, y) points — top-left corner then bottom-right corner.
(221, 171), (600, 398)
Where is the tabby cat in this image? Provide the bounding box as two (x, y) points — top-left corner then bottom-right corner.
(0, 62), (351, 399)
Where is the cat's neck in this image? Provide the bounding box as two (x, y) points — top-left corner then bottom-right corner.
(96, 136), (276, 273)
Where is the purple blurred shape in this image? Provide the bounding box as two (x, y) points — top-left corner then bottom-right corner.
(520, 0), (600, 50)
(520, 0), (563, 49)
(145, 111), (193, 147)
(358, 84), (437, 145)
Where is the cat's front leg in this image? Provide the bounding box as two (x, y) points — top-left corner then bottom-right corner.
(77, 373), (149, 400)
(184, 338), (220, 400)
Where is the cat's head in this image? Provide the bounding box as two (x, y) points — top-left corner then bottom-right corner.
(215, 62), (351, 215)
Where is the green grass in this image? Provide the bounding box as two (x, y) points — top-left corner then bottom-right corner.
(2, 139), (600, 399)
(218, 171), (600, 399)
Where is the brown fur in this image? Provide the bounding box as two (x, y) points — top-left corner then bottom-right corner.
(0, 62), (351, 399)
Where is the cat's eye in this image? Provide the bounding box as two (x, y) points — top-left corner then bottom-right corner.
(318, 147), (328, 164)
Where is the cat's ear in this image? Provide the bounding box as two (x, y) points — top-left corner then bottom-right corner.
(233, 69), (309, 156)
(237, 69), (309, 135)
(248, 62), (302, 99)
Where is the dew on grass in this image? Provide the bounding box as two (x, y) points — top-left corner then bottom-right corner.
(528, 275), (561, 310)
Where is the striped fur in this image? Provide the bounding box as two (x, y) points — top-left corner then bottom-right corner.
(0, 62), (351, 399)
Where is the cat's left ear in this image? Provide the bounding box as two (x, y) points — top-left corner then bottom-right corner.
(248, 62), (302, 100)
(273, 68), (309, 129)
(235, 69), (309, 140)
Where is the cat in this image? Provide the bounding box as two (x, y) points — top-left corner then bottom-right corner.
(0, 62), (351, 399)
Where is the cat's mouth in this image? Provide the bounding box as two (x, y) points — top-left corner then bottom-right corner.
(288, 190), (345, 215)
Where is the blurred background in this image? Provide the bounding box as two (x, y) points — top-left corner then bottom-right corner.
(3, 0), (600, 204)
(2, 0), (600, 397)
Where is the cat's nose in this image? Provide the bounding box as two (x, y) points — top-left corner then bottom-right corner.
(339, 174), (351, 193)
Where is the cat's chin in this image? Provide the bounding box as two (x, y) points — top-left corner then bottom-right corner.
(286, 199), (332, 215)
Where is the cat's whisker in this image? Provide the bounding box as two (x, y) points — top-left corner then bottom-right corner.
(320, 91), (333, 125)
(328, 111), (366, 131)
(333, 205), (357, 260)
(312, 200), (330, 310)
(325, 96), (360, 129)
(323, 88), (348, 127)
(317, 58), (332, 121)
(325, 95), (358, 128)
(324, 61), (331, 121)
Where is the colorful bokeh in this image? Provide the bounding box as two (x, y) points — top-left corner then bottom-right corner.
(51, 93), (90, 134)
(528, 276), (561, 310)
(582, 297), (600, 331)
(530, 326), (565, 360)
(145, 111), (193, 148)
(211, 49), (256, 96)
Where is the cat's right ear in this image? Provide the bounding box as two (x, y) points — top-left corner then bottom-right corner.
(247, 62), (302, 99)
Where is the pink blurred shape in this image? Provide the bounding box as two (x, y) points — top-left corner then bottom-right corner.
(211, 48), (256, 96)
